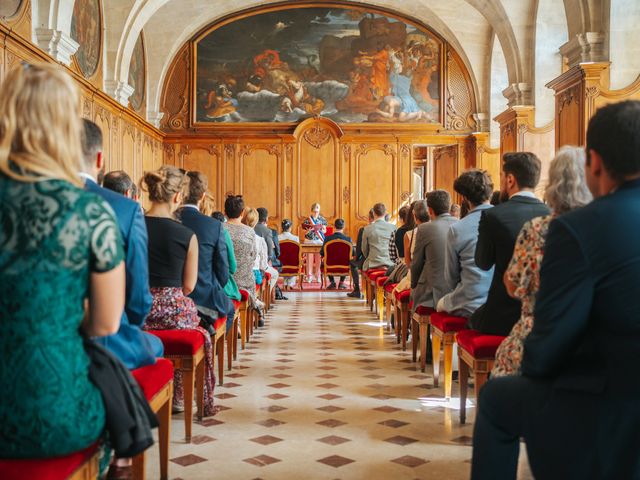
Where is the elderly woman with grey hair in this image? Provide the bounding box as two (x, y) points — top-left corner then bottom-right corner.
(492, 146), (593, 377)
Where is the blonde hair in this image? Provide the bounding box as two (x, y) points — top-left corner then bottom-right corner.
(140, 165), (188, 203)
(0, 63), (83, 186)
(311, 203), (320, 211)
(242, 207), (259, 228)
(545, 146), (592, 215)
(200, 192), (216, 216)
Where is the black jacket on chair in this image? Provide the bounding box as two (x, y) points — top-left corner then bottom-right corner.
(470, 194), (550, 335)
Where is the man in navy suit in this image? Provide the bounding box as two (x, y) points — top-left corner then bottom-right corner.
(471, 101), (640, 479)
(320, 218), (352, 289)
(471, 152), (550, 335)
(177, 171), (234, 331)
(80, 120), (163, 369)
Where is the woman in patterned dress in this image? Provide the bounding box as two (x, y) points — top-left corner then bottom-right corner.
(224, 195), (259, 311)
(492, 146), (593, 377)
(0, 63), (125, 460)
(142, 166), (218, 416)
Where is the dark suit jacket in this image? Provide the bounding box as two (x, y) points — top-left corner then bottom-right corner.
(270, 228), (281, 268)
(520, 178), (640, 477)
(320, 232), (352, 257)
(178, 206), (232, 317)
(354, 227), (365, 263)
(87, 179), (163, 369)
(471, 194), (550, 335)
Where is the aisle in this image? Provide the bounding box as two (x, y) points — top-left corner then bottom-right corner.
(148, 292), (475, 480)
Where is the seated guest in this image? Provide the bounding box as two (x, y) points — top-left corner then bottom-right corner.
(255, 207), (275, 261)
(362, 203), (396, 271)
(278, 219), (299, 290)
(438, 170), (494, 318)
(471, 152), (550, 335)
(244, 208), (279, 295)
(320, 218), (352, 290)
(411, 191), (458, 309)
(389, 205), (413, 265)
(492, 147), (592, 377)
(103, 170), (135, 198)
(347, 209), (375, 298)
(211, 211), (242, 305)
(393, 201), (422, 294)
(450, 203), (461, 218)
(141, 166), (218, 417)
(471, 100), (640, 480)
(177, 171), (235, 333)
(0, 64), (125, 460)
(81, 120), (163, 370)
(224, 195), (260, 318)
(200, 192), (216, 216)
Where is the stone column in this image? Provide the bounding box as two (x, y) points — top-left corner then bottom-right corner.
(34, 28), (79, 66)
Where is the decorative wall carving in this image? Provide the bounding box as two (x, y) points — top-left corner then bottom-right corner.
(343, 186), (350, 203)
(558, 85), (579, 113)
(444, 49), (477, 131)
(160, 43), (190, 131)
(285, 186), (292, 204)
(303, 124), (332, 149)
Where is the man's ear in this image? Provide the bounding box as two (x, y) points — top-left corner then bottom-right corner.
(96, 151), (104, 171)
(588, 149), (603, 176)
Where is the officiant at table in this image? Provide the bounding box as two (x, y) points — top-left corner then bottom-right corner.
(301, 203), (329, 283)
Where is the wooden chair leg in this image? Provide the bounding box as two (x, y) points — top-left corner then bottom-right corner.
(239, 306), (247, 350)
(419, 321), (428, 373)
(232, 315), (239, 360)
(394, 303), (401, 344)
(431, 334), (442, 387)
(443, 339), (454, 399)
(216, 335), (224, 386)
(183, 367), (195, 443)
(132, 452), (145, 480)
(377, 287), (385, 321)
(400, 306), (408, 351)
(385, 297), (392, 332)
(196, 359), (204, 421)
(226, 327), (233, 371)
(157, 388), (172, 480)
(411, 318), (418, 362)
(459, 357), (469, 424)
(474, 370), (489, 401)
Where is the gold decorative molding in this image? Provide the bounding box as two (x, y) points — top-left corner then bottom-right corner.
(302, 124), (332, 149)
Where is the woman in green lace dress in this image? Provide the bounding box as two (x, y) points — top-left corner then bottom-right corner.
(0, 63), (125, 458)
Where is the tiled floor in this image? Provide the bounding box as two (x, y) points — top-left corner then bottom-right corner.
(145, 291), (525, 479)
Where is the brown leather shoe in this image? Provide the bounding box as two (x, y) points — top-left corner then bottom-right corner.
(106, 465), (132, 480)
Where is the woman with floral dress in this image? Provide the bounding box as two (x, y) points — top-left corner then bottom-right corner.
(492, 146), (593, 377)
(142, 165), (218, 416)
(301, 203), (327, 283)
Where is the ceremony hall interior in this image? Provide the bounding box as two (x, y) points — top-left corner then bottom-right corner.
(1, 0), (640, 479)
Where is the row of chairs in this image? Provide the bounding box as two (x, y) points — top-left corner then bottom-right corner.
(278, 239), (352, 289)
(1, 277), (277, 480)
(361, 269), (506, 424)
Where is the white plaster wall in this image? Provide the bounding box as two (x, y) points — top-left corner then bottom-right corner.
(534, 0), (568, 127)
(490, 35), (509, 148)
(609, 0), (640, 89)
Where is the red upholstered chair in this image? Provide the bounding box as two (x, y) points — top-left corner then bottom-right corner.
(393, 289), (412, 351)
(375, 276), (389, 321)
(0, 443), (100, 480)
(321, 239), (352, 289)
(279, 240), (303, 290)
(456, 330), (506, 424)
(131, 358), (174, 480)
(149, 330), (205, 442)
(364, 269), (386, 311)
(383, 283), (397, 331)
(411, 306), (436, 373)
(429, 313), (467, 398)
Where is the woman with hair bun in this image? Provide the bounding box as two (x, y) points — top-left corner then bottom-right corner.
(141, 165), (218, 416)
(278, 219), (299, 289)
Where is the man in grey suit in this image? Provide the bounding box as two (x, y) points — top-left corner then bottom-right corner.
(361, 203), (396, 272)
(438, 170), (494, 318)
(255, 207), (275, 260)
(411, 191), (458, 309)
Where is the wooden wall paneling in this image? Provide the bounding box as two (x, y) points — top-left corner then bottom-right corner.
(180, 143), (222, 208)
(93, 103), (113, 171)
(223, 143), (236, 198)
(0, 0), (31, 41)
(238, 144), (283, 229)
(293, 118), (343, 233)
(521, 124), (555, 198)
(120, 120), (137, 180)
(353, 143), (397, 236)
(283, 141), (294, 229)
(432, 144), (458, 196)
(472, 133), (501, 190)
(142, 135), (155, 178)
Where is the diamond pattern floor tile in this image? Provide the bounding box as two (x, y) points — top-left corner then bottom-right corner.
(317, 455), (356, 468)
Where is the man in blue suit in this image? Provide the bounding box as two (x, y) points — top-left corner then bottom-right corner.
(177, 171), (234, 331)
(80, 119), (163, 369)
(471, 101), (640, 479)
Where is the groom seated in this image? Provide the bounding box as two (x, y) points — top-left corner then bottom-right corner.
(320, 218), (352, 290)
